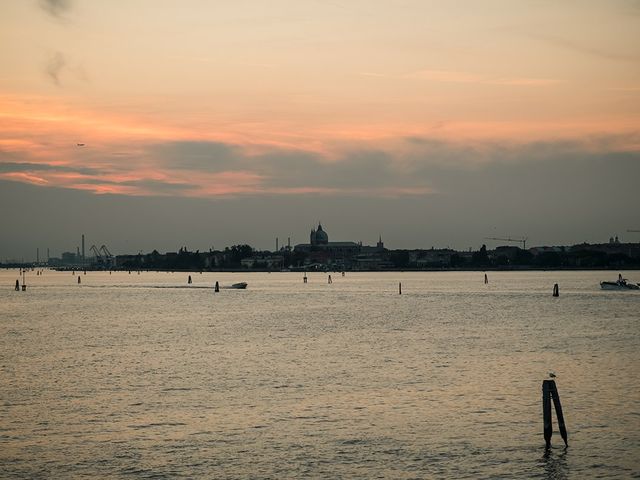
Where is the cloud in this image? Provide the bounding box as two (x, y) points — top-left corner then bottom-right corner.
(145, 141), (432, 196)
(67, 177), (196, 195)
(150, 141), (241, 171)
(405, 69), (560, 87)
(359, 69), (560, 87)
(45, 51), (66, 86)
(528, 33), (638, 63)
(41, 51), (90, 86)
(2, 133), (639, 200)
(141, 136), (640, 198)
(38, 1), (84, 87)
(0, 161), (101, 176)
(39, 0), (72, 18)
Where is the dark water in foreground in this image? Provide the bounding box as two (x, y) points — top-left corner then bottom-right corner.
(1, 270), (639, 479)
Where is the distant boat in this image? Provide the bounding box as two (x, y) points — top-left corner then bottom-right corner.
(229, 282), (248, 289)
(600, 278), (639, 290)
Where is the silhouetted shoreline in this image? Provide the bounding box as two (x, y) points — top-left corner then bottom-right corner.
(6, 240), (639, 272)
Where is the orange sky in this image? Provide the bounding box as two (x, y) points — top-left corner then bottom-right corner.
(1, 0), (639, 197)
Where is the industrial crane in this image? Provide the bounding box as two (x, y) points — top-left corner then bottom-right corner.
(484, 236), (528, 249)
(100, 245), (115, 267)
(100, 245), (113, 259)
(89, 244), (114, 266)
(90, 244), (104, 263)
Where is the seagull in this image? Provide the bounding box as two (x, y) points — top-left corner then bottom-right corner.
(76, 143), (85, 147)
(549, 372), (556, 378)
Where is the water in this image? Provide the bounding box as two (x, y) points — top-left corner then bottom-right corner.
(1, 270), (639, 479)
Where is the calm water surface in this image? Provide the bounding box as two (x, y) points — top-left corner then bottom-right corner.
(1, 270), (639, 479)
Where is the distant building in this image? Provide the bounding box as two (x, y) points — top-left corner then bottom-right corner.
(60, 251), (79, 265)
(293, 222), (393, 268)
(529, 246), (564, 256)
(115, 254), (141, 267)
(241, 255), (284, 269)
(491, 245), (521, 262)
(294, 223), (361, 258)
(569, 241), (640, 259)
(416, 248), (456, 268)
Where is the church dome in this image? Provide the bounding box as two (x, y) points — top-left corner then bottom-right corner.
(315, 223), (328, 244)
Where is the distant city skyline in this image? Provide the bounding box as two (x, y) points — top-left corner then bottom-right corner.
(2, 180), (639, 263)
(1, 1), (639, 260)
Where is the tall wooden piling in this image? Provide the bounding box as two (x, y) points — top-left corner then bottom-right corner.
(551, 383), (568, 446)
(484, 273), (488, 284)
(553, 283), (559, 297)
(214, 281), (219, 292)
(542, 381), (553, 448)
(188, 275), (192, 284)
(399, 282), (402, 295)
(542, 379), (568, 448)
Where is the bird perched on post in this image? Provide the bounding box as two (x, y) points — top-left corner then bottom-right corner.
(549, 372), (556, 378)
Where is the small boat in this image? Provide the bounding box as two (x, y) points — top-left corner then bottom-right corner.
(230, 282), (248, 289)
(600, 276), (639, 290)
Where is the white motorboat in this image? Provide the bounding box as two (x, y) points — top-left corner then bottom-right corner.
(600, 276), (639, 290)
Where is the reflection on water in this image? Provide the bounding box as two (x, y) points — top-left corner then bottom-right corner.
(542, 447), (569, 480)
(1, 269), (639, 478)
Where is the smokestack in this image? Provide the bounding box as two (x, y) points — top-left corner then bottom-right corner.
(288, 237), (291, 249)
(82, 234), (85, 266)
(276, 237), (279, 252)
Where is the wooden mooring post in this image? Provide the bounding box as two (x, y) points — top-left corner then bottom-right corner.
(542, 379), (568, 448)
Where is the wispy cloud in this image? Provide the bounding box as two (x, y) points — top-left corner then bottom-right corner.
(607, 86), (640, 92)
(42, 51), (89, 87)
(39, 0), (72, 19)
(405, 69), (561, 87)
(528, 33), (638, 63)
(39, 1), (85, 88)
(0, 171), (49, 185)
(44, 51), (66, 86)
(359, 69), (560, 87)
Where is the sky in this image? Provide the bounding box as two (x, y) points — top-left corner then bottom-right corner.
(1, 0), (639, 260)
